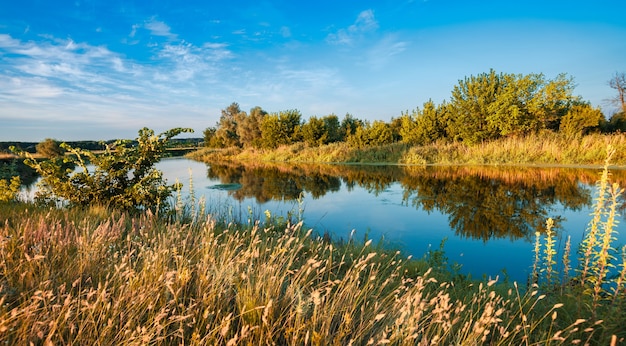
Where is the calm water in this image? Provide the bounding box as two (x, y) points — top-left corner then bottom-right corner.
(157, 158), (626, 284)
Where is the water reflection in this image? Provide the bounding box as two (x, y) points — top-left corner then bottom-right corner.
(205, 161), (626, 242)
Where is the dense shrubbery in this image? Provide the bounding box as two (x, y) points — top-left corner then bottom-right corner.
(203, 70), (623, 152)
(10, 127), (192, 212)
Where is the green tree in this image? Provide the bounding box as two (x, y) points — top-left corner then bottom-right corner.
(36, 138), (64, 158)
(447, 70), (578, 144)
(260, 110), (302, 148)
(323, 114), (342, 143)
(401, 100), (446, 145)
(203, 126), (223, 148)
(340, 113), (363, 140)
(447, 69), (502, 144)
(346, 123), (369, 149)
(605, 112), (626, 132)
(559, 103), (605, 136)
(215, 102), (245, 147)
(238, 106), (267, 148)
(301, 116), (328, 146)
(368, 120), (393, 146)
(14, 127), (193, 212)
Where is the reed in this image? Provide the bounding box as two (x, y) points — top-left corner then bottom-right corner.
(532, 147), (625, 336)
(0, 200), (622, 344)
(188, 132), (626, 167)
(2, 145), (626, 344)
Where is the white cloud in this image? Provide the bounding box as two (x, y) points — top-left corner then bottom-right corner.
(0, 77), (64, 99)
(144, 17), (178, 40)
(326, 9), (379, 45)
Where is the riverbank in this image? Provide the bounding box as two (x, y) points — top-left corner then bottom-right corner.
(188, 132), (626, 168)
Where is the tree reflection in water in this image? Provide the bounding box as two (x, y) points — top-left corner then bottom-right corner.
(205, 161), (626, 241)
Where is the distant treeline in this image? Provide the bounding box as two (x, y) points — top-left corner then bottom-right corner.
(0, 138), (203, 154)
(203, 70), (626, 150)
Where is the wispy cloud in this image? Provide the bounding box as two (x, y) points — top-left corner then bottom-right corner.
(144, 17), (178, 40)
(365, 35), (409, 69)
(326, 9), (379, 45)
(0, 31), (234, 139)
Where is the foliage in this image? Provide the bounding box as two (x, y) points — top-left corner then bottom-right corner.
(346, 121), (394, 148)
(0, 176), (21, 202)
(446, 70), (578, 144)
(214, 102), (245, 148)
(400, 100), (447, 145)
(559, 103), (605, 136)
(237, 106), (267, 148)
(260, 109), (302, 149)
(13, 127), (192, 212)
(300, 116), (328, 146)
(36, 138), (65, 158)
(339, 113), (363, 139)
(202, 126), (222, 148)
(604, 111), (626, 132)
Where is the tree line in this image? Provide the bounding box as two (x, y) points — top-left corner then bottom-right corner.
(203, 70), (626, 149)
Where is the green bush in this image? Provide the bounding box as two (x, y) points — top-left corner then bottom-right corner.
(12, 127), (192, 212)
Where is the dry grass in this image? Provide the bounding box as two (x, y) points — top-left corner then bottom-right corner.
(188, 132), (626, 167)
(2, 144), (626, 344)
(0, 200), (622, 345)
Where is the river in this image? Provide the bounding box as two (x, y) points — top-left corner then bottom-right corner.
(155, 157), (626, 284)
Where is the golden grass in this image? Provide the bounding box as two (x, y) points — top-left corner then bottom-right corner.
(188, 132), (626, 167)
(0, 199), (623, 344)
(2, 143), (626, 344)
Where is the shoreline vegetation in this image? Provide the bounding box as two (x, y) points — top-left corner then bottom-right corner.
(0, 130), (624, 343)
(189, 132), (626, 168)
(1, 159), (625, 344)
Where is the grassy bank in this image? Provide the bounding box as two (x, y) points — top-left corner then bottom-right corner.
(188, 132), (626, 167)
(1, 166), (625, 344)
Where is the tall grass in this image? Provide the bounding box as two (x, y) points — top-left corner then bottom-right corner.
(0, 204), (622, 344)
(188, 132), (626, 166)
(532, 148), (626, 340)
(2, 145), (626, 344)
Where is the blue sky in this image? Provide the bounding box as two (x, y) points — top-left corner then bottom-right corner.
(1, 0), (625, 141)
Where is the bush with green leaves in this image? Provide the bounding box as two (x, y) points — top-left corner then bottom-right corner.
(0, 176), (21, 202)
(12, 127), (192, 212)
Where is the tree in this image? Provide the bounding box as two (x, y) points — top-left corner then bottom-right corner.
(447, 69), (502, 144)
(260, 110), (302, 148)
(203, 126), (222, 148)
(401, 100), (446, 145)
(36, 138), (64, 158)
(301, 116), (328, 146)
(559, 103), (605, 136)
(237, 106), (267, 148)
(608, 72), (626, 114)
(340, 113), (363, 140)
(368, 120), (393, 146)
(215, 102), (245, 147)
(322, 114), (342, 143)
(446, 70), (578, 144)
(14, 127), (193, 212)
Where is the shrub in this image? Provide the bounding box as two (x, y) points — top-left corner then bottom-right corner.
(12, 127), (192, 212)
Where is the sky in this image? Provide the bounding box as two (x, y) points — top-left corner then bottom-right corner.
(1, 0), (625, 141)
